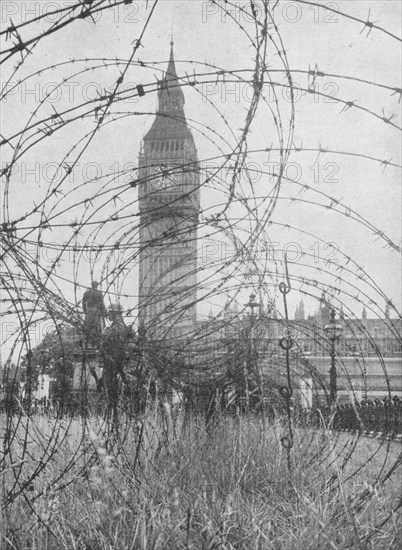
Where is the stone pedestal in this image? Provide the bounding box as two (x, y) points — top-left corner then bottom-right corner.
(72, 347), (103, 391)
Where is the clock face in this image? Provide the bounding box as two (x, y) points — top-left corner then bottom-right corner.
(148, 162), (174, 192)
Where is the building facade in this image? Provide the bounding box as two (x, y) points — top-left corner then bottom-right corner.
(138, 43), (200, 340)
(195, 297), (402, 407)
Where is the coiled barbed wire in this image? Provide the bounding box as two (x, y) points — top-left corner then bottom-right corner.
(1, 1), (401, 548)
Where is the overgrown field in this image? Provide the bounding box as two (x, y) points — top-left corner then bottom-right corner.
(2, 410), (401, 550)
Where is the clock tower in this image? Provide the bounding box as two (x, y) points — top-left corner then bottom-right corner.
(138, 42), (200, 340)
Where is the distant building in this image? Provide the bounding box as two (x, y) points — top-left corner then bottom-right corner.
(194, 297), (402, 406)
(138, 42), (200, 340)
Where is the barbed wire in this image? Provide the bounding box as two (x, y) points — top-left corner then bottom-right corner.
(1, 0), (401, 547)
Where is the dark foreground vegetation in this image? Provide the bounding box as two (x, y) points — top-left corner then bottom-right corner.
(2, 410), (401, 550)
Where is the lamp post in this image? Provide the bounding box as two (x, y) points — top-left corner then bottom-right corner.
(245, 293), (259, 318)
(324, 308), (343, 406)
(243, 293), (259, 412)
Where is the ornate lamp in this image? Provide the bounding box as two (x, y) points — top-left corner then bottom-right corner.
(324, 308), (343, 405)
(245, 293), (259, 317)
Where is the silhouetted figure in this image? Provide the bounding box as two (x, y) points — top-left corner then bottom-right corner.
(101, 303), (135, 418)
(82, 281), (108, 347)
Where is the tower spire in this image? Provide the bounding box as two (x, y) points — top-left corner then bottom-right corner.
(165, 38), (179, 85)
(144, 41), (190, 142)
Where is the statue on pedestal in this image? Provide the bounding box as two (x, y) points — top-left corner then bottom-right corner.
(82, 281), (108, 347)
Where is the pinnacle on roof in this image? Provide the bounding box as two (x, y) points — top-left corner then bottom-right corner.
(143, 42), (193, 143)
(158, 41), (185, 112)
(166, 39), (178, 80)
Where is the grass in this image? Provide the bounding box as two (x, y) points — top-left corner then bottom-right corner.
(1, 409), (401, 550)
